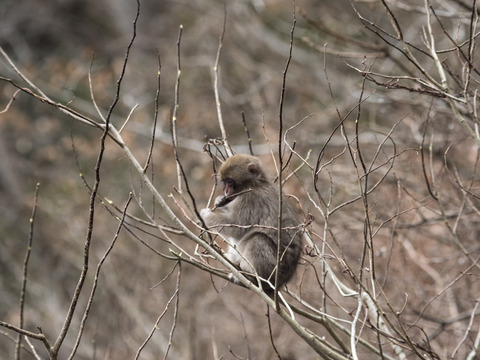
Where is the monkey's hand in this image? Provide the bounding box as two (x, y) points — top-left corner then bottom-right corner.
(200, 208), (212, 218)
(213, 195), (229, 209)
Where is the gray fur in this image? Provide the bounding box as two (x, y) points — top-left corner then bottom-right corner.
(201, 154), (302, 291)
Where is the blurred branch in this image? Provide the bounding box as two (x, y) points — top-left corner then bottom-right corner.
(423, 0), (480, 146)
(68, 194), (133, 359)
(143, 51), (162, 172)
(134, 262), (181, 360)
(213, 4), (233, 158)
(274, 0), (296, 308)
(0, 88), (20, 114)
(241, 111), (255, 156)
(172, 25), (184, 192)
(88, 56), (107, 123)
(15, 183), (40, 360)
(0, 321), (51, 353)
(52, 65), (110, 359)
(452, 297), (480, 358)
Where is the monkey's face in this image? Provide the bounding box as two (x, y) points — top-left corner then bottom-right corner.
(216, 154), (267, 207)
(223, 178), (235, 197)
(215, 178), (236, 207)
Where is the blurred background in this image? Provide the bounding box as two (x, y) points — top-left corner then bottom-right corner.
(1, 0), (479, 359)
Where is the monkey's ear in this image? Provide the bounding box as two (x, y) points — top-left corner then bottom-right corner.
(247, 162), (259, 177)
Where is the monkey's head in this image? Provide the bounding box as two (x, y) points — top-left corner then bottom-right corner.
(218, 154), (269, 198)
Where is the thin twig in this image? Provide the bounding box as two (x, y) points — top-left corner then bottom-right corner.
(0, 74), (104, 131)
(424, 0), (480, 146)
(266, 306), (283, 359)
(134, 262), (181, 360)
(88, 55), (107, 123)
(24, 337), (41, 360)
(119, 102), (138, 133)
(68, 194), (133, 359)
(163, 262), (181, 360)
(213, 3), (233, 157)
(143, 51), (162, 172)
(451, 298), (480, 358)
(241, 111), (254, 155)
(52, 0), (140, 356)
(168, 28), (209, 228)
(0, 321), (51, 352)
(0, 89), (20, 114)
(15, 183), (40, 360)
(52, 86), (107, 357)
(274, 0), (296, 308)
(0, 47), (48, 98)
(171, 25), (183, 192)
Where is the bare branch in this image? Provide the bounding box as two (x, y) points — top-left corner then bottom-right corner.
(213, 4), (233, 157)
(15, 183), (40, 360)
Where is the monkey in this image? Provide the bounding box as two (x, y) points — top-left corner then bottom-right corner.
(200, 154), (302, 292)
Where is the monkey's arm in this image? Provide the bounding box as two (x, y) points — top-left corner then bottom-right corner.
(200, 202), (235, 227)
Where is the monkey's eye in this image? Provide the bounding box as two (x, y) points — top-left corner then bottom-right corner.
(224, 179), (235, 188)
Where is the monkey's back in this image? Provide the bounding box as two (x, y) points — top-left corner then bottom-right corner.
(232, 185), (303, 287)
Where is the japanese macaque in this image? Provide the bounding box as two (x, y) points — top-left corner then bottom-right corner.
(200, 154), (302, 292)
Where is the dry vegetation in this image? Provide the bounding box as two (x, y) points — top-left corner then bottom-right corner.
(1, 0), (480, 359)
